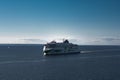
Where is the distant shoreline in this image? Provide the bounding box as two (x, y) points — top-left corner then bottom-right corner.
(0, 44), (120, 46)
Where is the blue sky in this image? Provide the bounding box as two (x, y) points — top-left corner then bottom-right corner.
(0, 0), (120, 44)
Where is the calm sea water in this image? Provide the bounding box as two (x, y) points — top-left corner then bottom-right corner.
(0, 44), (120, 80)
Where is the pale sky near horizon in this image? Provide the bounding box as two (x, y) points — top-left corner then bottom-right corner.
(0, 0), (120, 45)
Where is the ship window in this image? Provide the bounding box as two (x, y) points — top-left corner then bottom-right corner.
(46, 44), (56, 48)
(55, 50), (61, 52)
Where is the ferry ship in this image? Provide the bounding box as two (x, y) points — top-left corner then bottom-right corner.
(43, 39), (80, 55)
